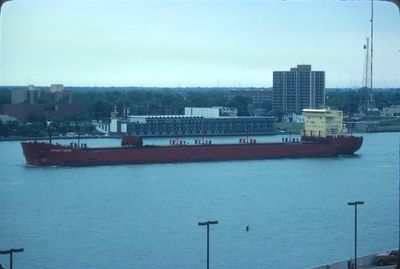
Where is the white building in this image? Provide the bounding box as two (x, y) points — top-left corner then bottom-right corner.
(93, 120), (109, 134)
(184, 107), (237, 118)
(283, 113), (304, 123)
(382, 106), (400, 117)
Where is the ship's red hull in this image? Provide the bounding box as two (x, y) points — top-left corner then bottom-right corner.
(21, 136), (363, 167)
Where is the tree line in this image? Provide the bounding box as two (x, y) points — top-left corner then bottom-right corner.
(72, 90), (252, 121)
(1, 87), (400, 137)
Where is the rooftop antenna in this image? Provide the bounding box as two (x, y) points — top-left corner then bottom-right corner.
(368, 0), (376, 112)
(358, 0), (376, 115)
(358, 38), (371, 115)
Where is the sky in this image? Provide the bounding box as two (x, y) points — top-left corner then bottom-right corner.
(0, 0), (399, 88)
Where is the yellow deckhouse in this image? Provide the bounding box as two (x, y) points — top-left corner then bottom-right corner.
(302, 109), (348, 138)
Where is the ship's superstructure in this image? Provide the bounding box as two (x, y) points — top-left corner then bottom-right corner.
(303, 109), (347, 138)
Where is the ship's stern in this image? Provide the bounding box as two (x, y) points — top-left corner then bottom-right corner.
(328, 135), (363, 155)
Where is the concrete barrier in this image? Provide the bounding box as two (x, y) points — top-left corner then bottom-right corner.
(308, 250), (397, 269)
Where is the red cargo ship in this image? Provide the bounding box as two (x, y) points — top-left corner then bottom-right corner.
(20, 109), (363, 166)
(21, 135), (362, 167)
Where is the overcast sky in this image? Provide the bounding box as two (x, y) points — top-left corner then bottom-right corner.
(1, 0), (399, 88)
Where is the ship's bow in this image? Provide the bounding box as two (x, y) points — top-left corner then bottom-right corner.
(21, 142), (52, 166)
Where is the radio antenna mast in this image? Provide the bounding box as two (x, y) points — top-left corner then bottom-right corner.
(370, 0), (374, 92)
(363, 38), (370, 89)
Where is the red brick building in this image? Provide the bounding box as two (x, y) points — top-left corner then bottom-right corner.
(3, 104), (86, 122)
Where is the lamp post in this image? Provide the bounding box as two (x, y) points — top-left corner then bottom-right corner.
(198, 220), (218, 269)
(348, 201), (364, 269)
(0, 248), (24, 269)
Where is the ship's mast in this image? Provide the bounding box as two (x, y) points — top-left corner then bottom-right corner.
(46, 121), (53, 144)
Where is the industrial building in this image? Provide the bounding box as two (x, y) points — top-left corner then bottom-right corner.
(4, 84), (84, 121)
(382, 105), (400, 117)
(105, 107), (276, 136)
(2, 103), (86, 122)
(127, 116), (275, 136)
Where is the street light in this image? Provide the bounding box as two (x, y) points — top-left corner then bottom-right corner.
(198, 220), (218, 269)
(0, 248), (24, 269)
(348, 201), (364, 269)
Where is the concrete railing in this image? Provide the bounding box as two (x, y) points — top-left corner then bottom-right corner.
(308, 250), (397, 269)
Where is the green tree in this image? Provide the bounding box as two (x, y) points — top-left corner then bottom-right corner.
(0, 119), (8, 137)
(261, 100), (272, 113)
(228, 96), (250, 116)
(92, 100), (113, 120)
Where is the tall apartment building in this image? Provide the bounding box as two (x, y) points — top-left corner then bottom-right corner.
(273, 65), (325, 114)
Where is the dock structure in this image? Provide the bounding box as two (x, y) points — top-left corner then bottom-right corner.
(109, 114), (276, 137)
(128, 116), (276, 137)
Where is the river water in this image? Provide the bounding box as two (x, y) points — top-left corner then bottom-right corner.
(0, 132), (398, 269)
